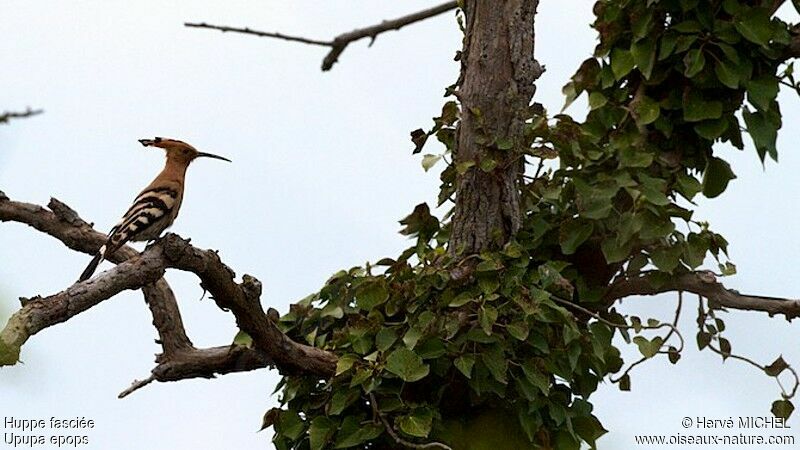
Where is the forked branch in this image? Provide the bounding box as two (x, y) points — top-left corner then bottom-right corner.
(0, 192), (336, 398)
(185, 1), (458, 71)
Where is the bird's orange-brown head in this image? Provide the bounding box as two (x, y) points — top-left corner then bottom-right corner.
(138, 137), (231, 165)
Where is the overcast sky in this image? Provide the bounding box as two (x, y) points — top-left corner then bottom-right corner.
(2, 1), (799, 449)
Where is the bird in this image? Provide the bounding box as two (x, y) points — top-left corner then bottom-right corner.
(78, 137), (231, 282)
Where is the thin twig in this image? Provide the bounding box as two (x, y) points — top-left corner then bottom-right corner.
(608, 292), (684, 384)
(118, 376), (155, 399)
(184, 23), (332, 46)
(186, 1), (458, 71)
(0, 108), (43, 124)
(550, 294), (683, 340)
(699, 297), (800, 400)
(368, 393), (453, 450)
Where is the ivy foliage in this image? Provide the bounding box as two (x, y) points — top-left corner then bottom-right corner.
(264, 1), (798, 449)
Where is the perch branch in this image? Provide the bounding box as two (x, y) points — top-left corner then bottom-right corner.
(0, 194), (191, 358)
(185, 1), (458, 71)
(0, 192), (336, 393)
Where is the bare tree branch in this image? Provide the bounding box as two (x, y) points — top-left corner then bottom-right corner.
(119, 344), (271, 398)
(0, 194), (189, 360)
(185, 1), (458, 71)
(604, 271), (800, 320)
(0, 192), (336, 393)
(0, 107), (43, 125)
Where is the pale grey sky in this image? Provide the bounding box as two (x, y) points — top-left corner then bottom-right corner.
(1, 2), (798, 449)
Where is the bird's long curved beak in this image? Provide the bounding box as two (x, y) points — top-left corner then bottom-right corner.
(196, 152), (232, 162)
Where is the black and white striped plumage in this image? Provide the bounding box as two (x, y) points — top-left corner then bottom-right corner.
(78, 184), (183, 282)
(77, 137), (230, 282)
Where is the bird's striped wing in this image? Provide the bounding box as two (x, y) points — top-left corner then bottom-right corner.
(104, 186), (180, 254)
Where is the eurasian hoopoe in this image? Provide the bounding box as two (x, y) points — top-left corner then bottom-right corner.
(78, 137), (230, 282)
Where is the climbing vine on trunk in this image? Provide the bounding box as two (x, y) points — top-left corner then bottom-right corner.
(266, 1), (800, 449)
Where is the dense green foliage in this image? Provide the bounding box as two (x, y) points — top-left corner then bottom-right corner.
(264, 1), (798, 449)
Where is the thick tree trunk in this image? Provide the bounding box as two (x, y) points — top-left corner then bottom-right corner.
(450, 0), (542, 255)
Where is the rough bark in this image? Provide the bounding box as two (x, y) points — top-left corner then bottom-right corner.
(0, 193), (336, 387)
(449, 0), (542, 255)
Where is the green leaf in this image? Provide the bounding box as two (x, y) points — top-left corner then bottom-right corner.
(601, 236), (633, 263)
(659, 33), (678, 60)
(276, 411), (306, 440)
(668, 346), (681, 364)
(232, 330), (253, 348)
(746, 76), (779, 111)
(336, 354), (358, 376)
(260, 408), (280, 432)
(697, 331), (712, 350)
(676, 172), (702, 200)
(386, 348), (430, 382)
(631, 37), (656, 79)
(496, 137), (514, 150)
(632, 9), (654, 38)
(719, 261), (737, 276)
(410, 129), (428, 154)
(334, 420), (382, 448)
(376, 328), (398, 352)
(522, 359), (550, 394)
(694, 118), (729, 141)
(448, 292), (475, 307)
(673, 20), (702, 33)
(734, 8), (773, 47)
(562, 81), (579, 111)
(479, 306), (498, 335)
(611, 48), (635, 79)
(455, 354), (476, 378)
(328, 389), (360, 416)
(456, 160), (476, 174)
(588, 92), (608, 110)
(772, 400), (795, 420)
(620, 146), (654, 168)
(633, 336), (663, 358)
(619, 374), (631, 391)
(398, 408), (433, 438)
(507, 321), (530, 341)
(702, 157), (737, 198)
(765, 356), (789, 376)
(715, 59), (740, 88)
(639, 183), (670, 206)
(559, 220), (594, 255)
(719, 337), (732, 359)
(683, 48), (706, 78)
(651, 245), (682, 272)
(421, 154), (442, 172)
(309, 417), (337, 450)
(742, 107), (779, 162)
(482, 346), (508, 384)
(633, 96), (660, 125)
(478, 274), (500, 296)
(683, 91), (723, 122)
(402, 327), (423, 349)
(480, 157), (498, 172)
(356, 280), (389, 311)
(573, 415), (608, 448)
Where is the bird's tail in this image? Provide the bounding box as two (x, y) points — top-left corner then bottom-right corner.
(78, 252), (104, 282)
